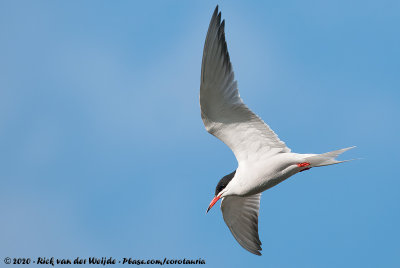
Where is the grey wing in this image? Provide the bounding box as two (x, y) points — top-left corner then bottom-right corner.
(200, 6), (290, 163)
(221, 193), (262, 256)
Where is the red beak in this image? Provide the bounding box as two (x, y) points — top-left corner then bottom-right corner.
(206, 195), (221, 213)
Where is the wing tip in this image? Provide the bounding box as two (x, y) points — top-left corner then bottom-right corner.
(243, 242), (263, 256)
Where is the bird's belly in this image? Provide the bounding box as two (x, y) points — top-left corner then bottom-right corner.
(241, 174), (290, 196)
(238, 159), (299, 196)
(260, 173), (293, 192)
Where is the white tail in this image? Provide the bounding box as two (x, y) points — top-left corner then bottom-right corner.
(304, 146), (356, 167)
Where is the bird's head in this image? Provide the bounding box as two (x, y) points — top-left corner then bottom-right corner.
(206, 170), (236, 213)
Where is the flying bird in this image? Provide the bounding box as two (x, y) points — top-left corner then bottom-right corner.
(200, 6), (355, 256)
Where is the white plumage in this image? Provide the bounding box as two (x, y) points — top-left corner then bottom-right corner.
(201, 6), (354, 256)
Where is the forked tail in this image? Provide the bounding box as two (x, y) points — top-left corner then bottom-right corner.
(304, 146), (356, 167)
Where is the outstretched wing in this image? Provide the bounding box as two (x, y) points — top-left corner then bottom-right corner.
(221, 193), (262, 255)
(200, 6), (290, 163)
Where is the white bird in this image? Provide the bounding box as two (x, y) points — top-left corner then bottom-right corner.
(201, 6), (355, 256)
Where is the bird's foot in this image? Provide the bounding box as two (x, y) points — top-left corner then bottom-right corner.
(297, 162), (311, 172)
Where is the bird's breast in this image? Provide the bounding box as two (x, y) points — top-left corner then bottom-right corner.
(232, 154), (300, 196)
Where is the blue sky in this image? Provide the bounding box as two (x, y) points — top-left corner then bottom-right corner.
(1, 1), (399, 267)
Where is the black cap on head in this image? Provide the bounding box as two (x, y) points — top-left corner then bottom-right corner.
(215, 170), (236, 196)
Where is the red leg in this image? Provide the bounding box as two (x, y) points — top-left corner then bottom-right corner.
(297, 162), (311, 167)
(297, 162), (311, 172)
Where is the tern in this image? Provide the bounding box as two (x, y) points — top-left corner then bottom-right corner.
(201, 6), (355, 256)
